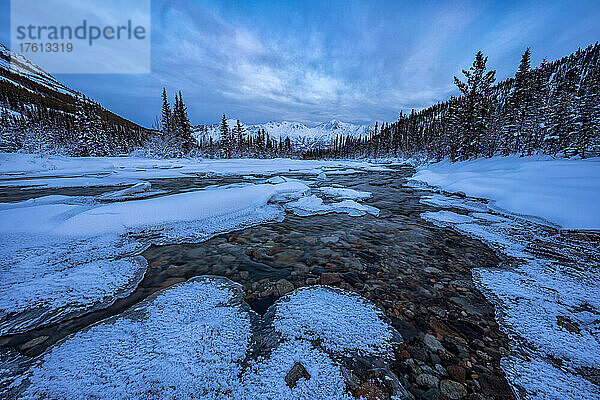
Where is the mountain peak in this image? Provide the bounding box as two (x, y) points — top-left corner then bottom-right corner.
(194, 119), (372, 150)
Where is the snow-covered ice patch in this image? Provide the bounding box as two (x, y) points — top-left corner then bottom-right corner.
(422, 210), (475, 225)
(96, 181), (166, 201)
(411, 156), (600, 229)
(0, 182), (309, 335)
(8, 278), (402, 400)
(16, 277), (253, 400)
(272, 286), (396, 356)
(317, 186), (372, 200)
(285, 195), (379, 217)
(0, 153), (387, 190)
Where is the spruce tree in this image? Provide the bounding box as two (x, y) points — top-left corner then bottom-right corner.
(454, 51), (496, 159)
(161, 88), (171, 135)
(220, 114), (231, 158)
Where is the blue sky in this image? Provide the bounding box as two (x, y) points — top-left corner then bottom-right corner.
(2, 0), (599, 127)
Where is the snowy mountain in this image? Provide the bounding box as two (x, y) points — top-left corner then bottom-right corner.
(0, 43), (79, 97)
(194, 119), (373, 150)
(1, 43), (148, 154)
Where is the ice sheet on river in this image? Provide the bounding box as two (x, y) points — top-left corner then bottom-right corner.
(0, 153), (389, 189)
(8, 277), (401, 400)
(317, 186), (372, 200)
(0, 182), (309, 335)
(285, 195), (379, 217)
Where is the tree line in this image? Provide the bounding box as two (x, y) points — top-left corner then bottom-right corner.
(2, 42), (598, 160)
(150, 89), (294, 158)
(308, 43), (600, 160)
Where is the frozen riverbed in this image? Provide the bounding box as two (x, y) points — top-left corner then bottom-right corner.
(1, 154), (598, 399)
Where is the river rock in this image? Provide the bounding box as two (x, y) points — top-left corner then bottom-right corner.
(423, 334), (446, 354)
(416, 373), (440, 388)
(440, 380), (467, 399)
(422, 388), (441, 400)
(22, 335), (49, 350)
(446, 365), (466, 383)
(320, 272), (342, 285)
(275, 279), (295, 296)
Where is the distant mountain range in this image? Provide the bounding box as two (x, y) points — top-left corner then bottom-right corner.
(195, 119), (373, 150)
(1, 43), (373, 152)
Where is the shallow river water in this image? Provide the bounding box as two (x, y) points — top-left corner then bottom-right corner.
(1, 165), (599, 399)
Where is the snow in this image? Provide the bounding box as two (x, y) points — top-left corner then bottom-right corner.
(17, 277), (253, 400)
(421, 210), (474, 224)
(411, 155), (600, 229)
(0, 153), (385, 189)
(0, 181), (309, 335)
(0, 154), (383, 336)
(502, 355), (600, 400)
(0, 43), (78, 97)
(11, 278), (400, 400)
(285, 195), (379, 217)
(272, 286), (396, 356)
(53, 181), (309, 237)
(418, 191), (600, 398)
(317, 186), (372, 200)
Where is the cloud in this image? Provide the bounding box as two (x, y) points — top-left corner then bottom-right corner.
(34, 0), (600, 126)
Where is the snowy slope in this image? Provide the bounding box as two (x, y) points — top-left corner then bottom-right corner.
(194, 119), (372, 150)
(0, 43), (78, 97)
(411, 156), (600, 230)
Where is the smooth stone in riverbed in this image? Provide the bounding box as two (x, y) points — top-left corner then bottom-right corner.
(423, 334), (446, 354)
(446, 365), (466, 383)
(275, 279), (295, 296)
(422, 388), (441, 400)
(22, 335), (49, 350)
(440, 379), (467, 399)
(320, 272), (342, 285)
(284, 361), (311, 388)
(416, 373), (440, 388)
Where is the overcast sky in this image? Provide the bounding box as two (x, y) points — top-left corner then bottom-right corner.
(2, 0), (599, 127)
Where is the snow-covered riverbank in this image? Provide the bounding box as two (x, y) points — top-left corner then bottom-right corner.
(412, 156), (600, 399)
(411, 156), (600, 230)
(0, 154), (385, 336)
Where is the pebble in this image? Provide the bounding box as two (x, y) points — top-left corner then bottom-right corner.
(320, 272), (342, 285)
(21, 335), (49, 350)
(285, 362), (311, 388)
(446, 366), (466, 383)
(423, 334), (446, 354)
(275, 279), (295, 296)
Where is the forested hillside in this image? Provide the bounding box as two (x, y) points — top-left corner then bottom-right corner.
(0, 44), (149, 155)
(310, 43), (600, 160)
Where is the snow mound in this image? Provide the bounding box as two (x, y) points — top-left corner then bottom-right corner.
(11, 278), (401, 400)
(411, 156), (600, 229)
(285, 195), (379, 217)
(318, 186), (372, 200)
(272, 286), (397, 356)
